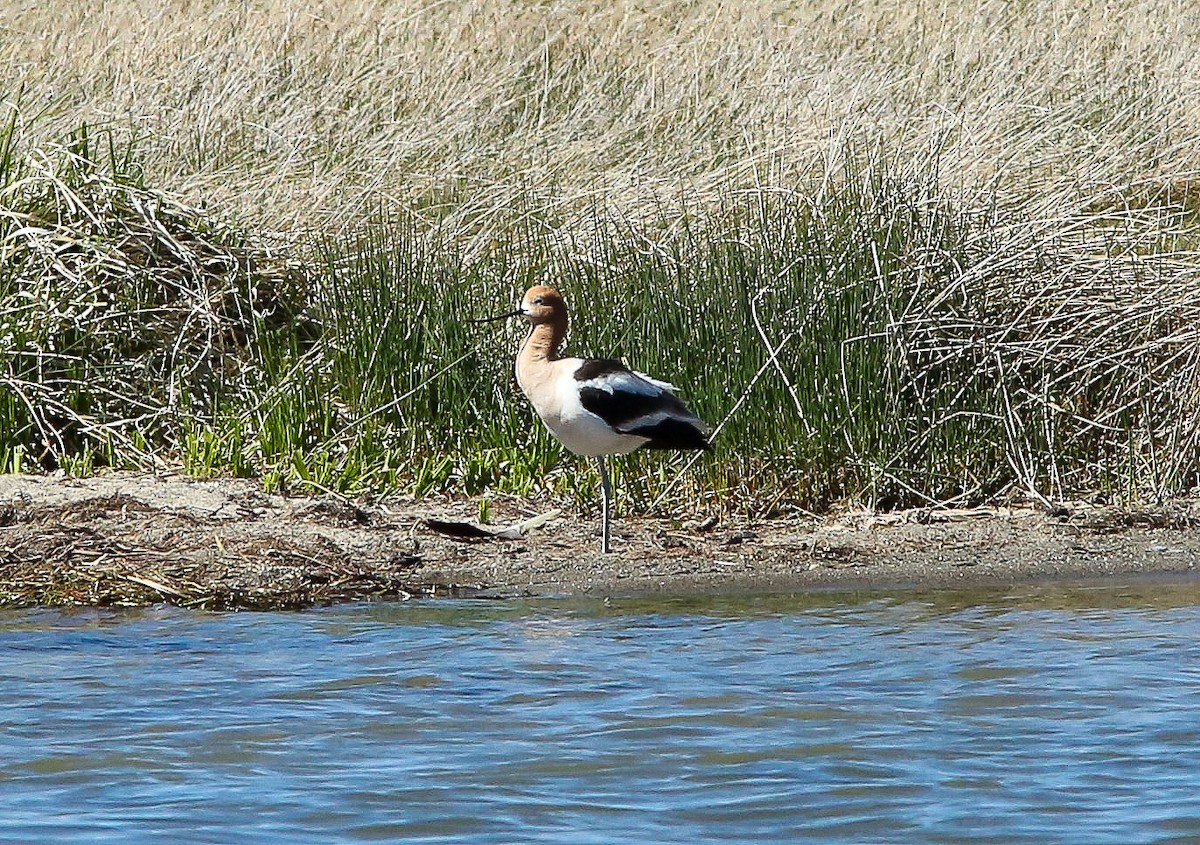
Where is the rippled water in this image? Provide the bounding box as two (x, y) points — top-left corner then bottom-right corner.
(3, 580), (1200, 844)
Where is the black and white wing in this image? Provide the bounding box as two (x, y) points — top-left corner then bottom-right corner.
(573, 358), (711, 451)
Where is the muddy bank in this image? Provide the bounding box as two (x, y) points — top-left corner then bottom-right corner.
(2, 472), (1199, 609)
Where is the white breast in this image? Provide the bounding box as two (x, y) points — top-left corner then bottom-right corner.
(518, 358), (647, 457)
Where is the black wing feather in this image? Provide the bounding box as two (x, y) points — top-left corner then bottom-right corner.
(573, 358), (629, 382)
(577, 382), (711, 452)
(623, 416), (712, 451)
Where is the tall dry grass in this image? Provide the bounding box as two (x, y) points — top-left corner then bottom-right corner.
(4, 0), (1200, 511)
(5, 0), (1199, 236)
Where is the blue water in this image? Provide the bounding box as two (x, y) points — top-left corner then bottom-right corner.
(2, 583), (1200, 844)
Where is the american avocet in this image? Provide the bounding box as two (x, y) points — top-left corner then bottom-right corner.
(476, 285), (711, 553)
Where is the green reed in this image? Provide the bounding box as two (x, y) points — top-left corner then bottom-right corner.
(5, 121), (1200, 513)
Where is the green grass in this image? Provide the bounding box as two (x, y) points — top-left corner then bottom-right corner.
(7, 0), (1200, 515)
(4, 115), (1200, 515)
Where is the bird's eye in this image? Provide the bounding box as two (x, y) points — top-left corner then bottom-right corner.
(533, 296), (545, 305)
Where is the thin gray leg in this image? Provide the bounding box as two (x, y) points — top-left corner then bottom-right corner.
(597, 456), (612, 554)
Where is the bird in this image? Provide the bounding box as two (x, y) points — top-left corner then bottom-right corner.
(475, 285), (711, 553)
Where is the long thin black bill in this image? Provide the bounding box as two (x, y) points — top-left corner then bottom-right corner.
(470, 307), (524, 324)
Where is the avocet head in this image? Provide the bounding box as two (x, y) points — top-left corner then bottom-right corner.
(518, 285), (565, 324)
(472, 285), (566, 325)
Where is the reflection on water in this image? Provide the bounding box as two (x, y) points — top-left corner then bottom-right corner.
(2, 580), (1200, 844)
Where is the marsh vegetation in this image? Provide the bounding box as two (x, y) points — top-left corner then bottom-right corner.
(3, 0), (1200, 516)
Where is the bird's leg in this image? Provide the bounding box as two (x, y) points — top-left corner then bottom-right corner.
(597, 455), (612, 554)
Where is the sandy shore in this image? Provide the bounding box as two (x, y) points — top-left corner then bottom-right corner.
(2, 471), (1199, 608)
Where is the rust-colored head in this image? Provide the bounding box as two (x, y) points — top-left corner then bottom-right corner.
(518, 285), (567, 325)
(472, 285), (568, 326)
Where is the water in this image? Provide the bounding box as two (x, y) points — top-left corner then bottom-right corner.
(2, 582), (1200, 844)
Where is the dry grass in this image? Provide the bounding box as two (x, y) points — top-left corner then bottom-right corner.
(5, 0), (1199, 237)
(5, 0), (1200, 511)
(0, 130), (308, 469)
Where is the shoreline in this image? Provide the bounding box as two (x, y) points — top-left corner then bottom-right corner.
(2, 472), (1199, 609)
